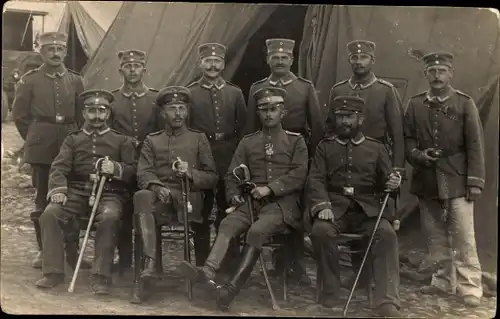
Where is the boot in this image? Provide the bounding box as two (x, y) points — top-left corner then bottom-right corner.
(35, 273), (64, 289)
(32, 219), (43, 269)
(375, 303), (402, 317)
(137, 212), (157, 280)
(193, 223), (211, 267)
(90, 274), (111, 295)
(216, 245), (260, 311)
(178, 233), (232, 289)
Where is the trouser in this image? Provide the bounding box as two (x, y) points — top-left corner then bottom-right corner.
(419, 197), (482, 298)
(40, 189), (123, 278)
(133, 189), (210, 266)
(310, 204), (400, 309)
(117, 197), (134, 268)
(31, 164), (50, 251)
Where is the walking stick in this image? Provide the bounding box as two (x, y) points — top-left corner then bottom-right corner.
(342, 171), (402, 317)
(68, 157), (110, 293)
(173, 157), (193, 300)
(234, 164), (280, 311)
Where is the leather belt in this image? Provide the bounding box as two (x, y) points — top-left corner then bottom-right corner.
(68, 174), (130, 193)
(34, 116), (75, 124)
(206, 132), (237, 141)
(327, 186), (379, 196)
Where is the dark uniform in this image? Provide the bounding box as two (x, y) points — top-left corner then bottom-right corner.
(244, 38), (322, 282)
(133, 86), (218, 281)
(326, 40), (405, 170)
(404, 52), (485, 299)
(11, 32), (85, 266)
(109, 49), (163, 270)
(308, 96), (400, 314)
(187, 43), (247, 265)
(37, 89), (137, 292)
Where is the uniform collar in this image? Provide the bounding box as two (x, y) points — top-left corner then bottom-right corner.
(334, 132), (365, 145)
(268, 72), (297, 86)
(199, 77), (225, 90)
(164, 125), (188, 136)
(261, 125), (285, 138)
(424, 86), (455, 104)
(348, 72), (377, 90)
(82, 125), (111, 136)
(41, 64), (67, 78)
(120, 83), (150, 98)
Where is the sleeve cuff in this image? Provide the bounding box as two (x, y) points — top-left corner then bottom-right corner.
(311, 201), (332, 217)
(144, 180), (164, 190)
(268, 180), (285, 197)
(113, 162), (123, 180)
(467, 176), (485, 189)
(47, 187), (68, 201)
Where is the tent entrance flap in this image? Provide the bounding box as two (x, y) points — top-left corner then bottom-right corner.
(231, 5), (308, 101)
(64, 17), (87, 72)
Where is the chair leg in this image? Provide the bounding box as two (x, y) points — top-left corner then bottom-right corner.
(155, 226), (163, 274)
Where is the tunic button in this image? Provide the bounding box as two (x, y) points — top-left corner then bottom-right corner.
(214, 101), (218, 104)
(133, 109), (137, 112)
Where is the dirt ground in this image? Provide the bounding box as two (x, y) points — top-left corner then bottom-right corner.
(1, 122), (497, 317)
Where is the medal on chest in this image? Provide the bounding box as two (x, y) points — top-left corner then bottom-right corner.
(265, 143), (274, 157)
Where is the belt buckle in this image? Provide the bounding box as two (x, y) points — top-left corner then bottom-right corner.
(342, 186), (354, 196)
(215, 133), (225, 141)
(55, 115), (65, 123)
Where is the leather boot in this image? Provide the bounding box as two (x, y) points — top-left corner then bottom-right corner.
(137, 212), (157, 280)
(178, 233), (232, 289)
(32, 219), (43, 269)
(216, 244), (260, 311)
(193, 222), (211, 267)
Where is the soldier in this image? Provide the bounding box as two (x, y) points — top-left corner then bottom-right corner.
(132, 86), (218, 296)
(307, 95), (402, 317)
(178, 87), (309, 311)
(110, 49), (163, 271)
(244, 38), (323, 285)
(11, 32), (86, 269)
(404, 52), (485, 307)
(35, 89), (137, 294)
(186, 43), (247, 267)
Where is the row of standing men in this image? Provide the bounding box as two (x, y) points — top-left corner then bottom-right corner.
(11, 31), (485, 314)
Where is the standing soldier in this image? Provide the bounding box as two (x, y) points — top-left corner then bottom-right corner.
(244, 38), (324, 285)
(11, 32), (85, 269)
(110, 49), (162, 271)
(404, 52), (485, 307)
(178, 87), (309, 311)
(186, 43), (247, 267)
(132, 86), (218, 302)
(35, 89), (137, 294)
(307, 95), (402, 317)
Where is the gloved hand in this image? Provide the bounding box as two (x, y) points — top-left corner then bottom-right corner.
(100, 158), (116, 175)
(317, 208), (334, 222)
(50, 193), (67, 205)
(150, 185), (171, 203)
(230, 195), (245, 206)
(466, 186), (482, 202)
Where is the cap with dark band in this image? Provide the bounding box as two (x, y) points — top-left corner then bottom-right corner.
(199, 43), (226, 60)
(156, 86), (191, 107)
(346, 40), (376, 57)
(253, 87), (287, 109)
(39, 32), (68, 47)
(79, 89), (115, 109)
(330, 95), (365, 114)
(118, 49), (147, 65)
(422, 52), (454, 68)
(266, 38), (295, 55)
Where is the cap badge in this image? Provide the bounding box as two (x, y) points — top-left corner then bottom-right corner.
(357, 49), (361, 53)
(130, 52), (134, 56)
(357, 43), (361, 48)
(211, 46), (215, 50)
(212, 52), (216, 55)
(94, 98), (99, 104)
(279, 48), (283, 52)
(173, 93), (178, 97)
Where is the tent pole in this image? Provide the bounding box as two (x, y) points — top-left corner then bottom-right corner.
(71, 20), (76, 70)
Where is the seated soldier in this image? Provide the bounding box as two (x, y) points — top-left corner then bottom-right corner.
(132, 86), (218, 284)
(307, 96), (402, 317)
(178, 87), (309, 311)
(36, 89), (137, 294)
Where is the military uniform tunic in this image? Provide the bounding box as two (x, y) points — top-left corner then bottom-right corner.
(244, 73), (324, 154)
(218, 128), (309, 248)
(40, 126), (137, 279)
(327, 73), (405, 169)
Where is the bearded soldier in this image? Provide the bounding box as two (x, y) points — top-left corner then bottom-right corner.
(404, 52), (485, 307)
(35, 89), (137, 294)
(308, 95), (402, 317)
(179, 87), (309, 311)
(244, 38), (323, 285)
(110, 49), (162, 271)
(131, 86), (218, 303)
(11, 32), (86, 269)
(187, 43), (247, 267)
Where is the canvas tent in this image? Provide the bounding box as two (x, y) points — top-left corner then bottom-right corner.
(84, 3), (499, 271)
(56, 1), (122, 72)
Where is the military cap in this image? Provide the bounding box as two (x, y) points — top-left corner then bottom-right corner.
(39, 32), (68, 47)
(156, 86), (191, 107)
(266, 38), (295, 55)
(79, 89), (115, 108)
(422, 52), (454, 68)
(347, 40), (376, 57)
(118, 49), (147, 65)
(330, 96), (365, 115)
(253, 87), (287, 109)
(199, 43), (226, 60)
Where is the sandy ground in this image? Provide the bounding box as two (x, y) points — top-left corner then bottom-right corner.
(1, 122), (497, 316)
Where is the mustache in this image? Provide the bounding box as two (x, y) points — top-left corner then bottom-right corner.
(432, 80), (444, 84)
